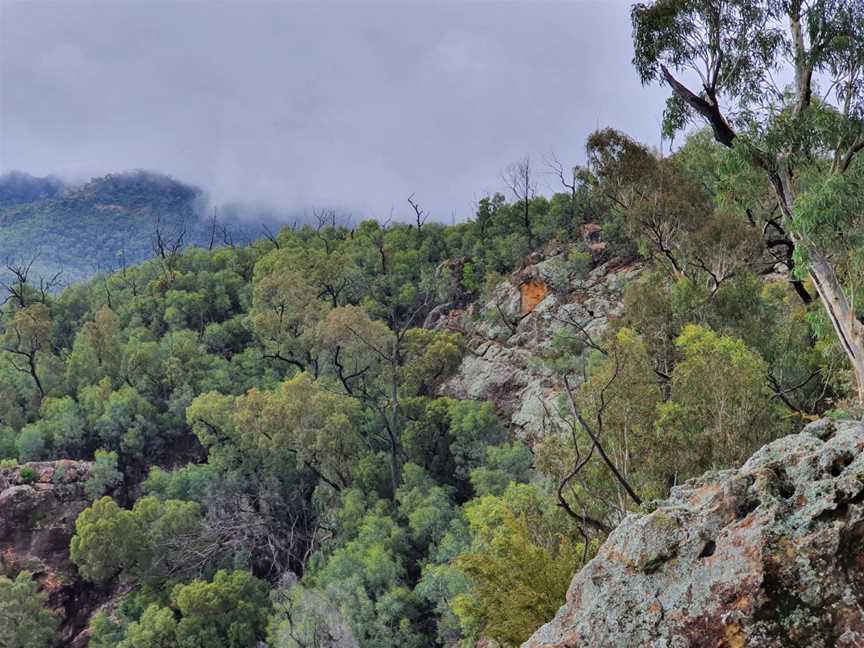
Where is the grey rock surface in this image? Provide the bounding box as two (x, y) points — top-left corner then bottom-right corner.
(523, 419), (864, 648)
(439, 254), (641, 437)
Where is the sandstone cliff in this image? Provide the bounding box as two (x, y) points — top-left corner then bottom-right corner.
(437, 246), (640, 438)
(0, 460), (106, 645)
(524, 419), (864, 648)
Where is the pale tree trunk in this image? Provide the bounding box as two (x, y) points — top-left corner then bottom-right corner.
(774, 173), (864, 402)
(654, 3), (864, 402)
(803, 243), (864, 402)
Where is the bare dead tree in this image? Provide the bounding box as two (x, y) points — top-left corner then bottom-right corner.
(2, 255), (38, 308)
(208, 208), (219, 251)
(549, 310), (609, 357)
(503, 156), (537, 246)
(407, 193), (428, 231)
(562, 368), (642, 507)
(151, 213), (186, 260)
(2, 309), (49, 399)
(546, 153), (580, 237)
(539, 397), (612, 538)
(221, 222), (236, 248)
(151, 214), (186, 282)
(38, 271), (63, 303)
(261, 224), (281, 249)
(314, 207), (338, 231)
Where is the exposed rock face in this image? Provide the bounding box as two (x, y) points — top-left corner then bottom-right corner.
(524, 419), (864, 648)
(519, 280), (550, 315)
(0, 460), (102, 645)
(438, 250), (640, 437)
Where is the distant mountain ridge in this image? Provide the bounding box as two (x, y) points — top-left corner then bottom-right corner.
(0, 171), (66, 208)
(0, 170), (307, 286)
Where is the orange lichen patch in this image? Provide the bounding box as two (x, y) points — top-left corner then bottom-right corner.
(735, 595), (752, 612)
(724, 621), (747, 648)
(684, 483), (722, 507)
(520, 280), (549, 315)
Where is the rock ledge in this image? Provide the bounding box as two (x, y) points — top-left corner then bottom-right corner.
(524, 419), (864, 648)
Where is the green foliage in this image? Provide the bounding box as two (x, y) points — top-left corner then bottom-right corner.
(88, 611), (127, 648)
(37, 397), (87, 456)
(119, 604), (177, 648)
(2, 118), (850, 648)
(92, 386), (158, 458)
(469, 442), (533, 497)
(268, 580), (358, 648)
(447, 400), (506, 482)
(0, 425), (16, 460)
(396, 464), (458, 549)
(0, 571), (60, 648)
(451, 484), (591, 646)
(70, 495), (202, 584)
(103, 570), (270, 648)
(655, 324), (785, 475)
(16, 425), (47, 462)
(85, 449), (123, 499)
(143, 463), (217, 502)
(310, 491), (427, 648)
(159, 570), (270, 648)
(190, 372), (362, 492)
(631, 0), (864, 398)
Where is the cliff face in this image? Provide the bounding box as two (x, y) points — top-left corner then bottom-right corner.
(524, 419), (864, 648)
(437, 248), (640, 438)
(0, 460), (104, 645)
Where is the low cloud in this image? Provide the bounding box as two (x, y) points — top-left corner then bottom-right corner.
(0, 0), (669, 222)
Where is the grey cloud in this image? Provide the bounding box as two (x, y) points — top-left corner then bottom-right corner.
(0, 0), (670, 221)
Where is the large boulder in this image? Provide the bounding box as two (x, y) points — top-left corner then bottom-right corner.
(524, 419), (864, 648)
(0, 460), (106, 644)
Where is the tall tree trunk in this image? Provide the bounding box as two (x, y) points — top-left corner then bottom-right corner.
(772, 172), (864, 401)
(804, 242), (864, 401)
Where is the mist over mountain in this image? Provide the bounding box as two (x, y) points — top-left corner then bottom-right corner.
(0, 171), (66, 208)
(0, 170), (326, 286)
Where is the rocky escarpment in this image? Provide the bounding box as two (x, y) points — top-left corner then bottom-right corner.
(0, 460), (105, 645)
(524, 419), (864, 648)
(437, 246), (640, 438)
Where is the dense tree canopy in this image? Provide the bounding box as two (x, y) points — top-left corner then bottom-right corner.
(632, 0), (864, 398)
(4, 8), (864, 643)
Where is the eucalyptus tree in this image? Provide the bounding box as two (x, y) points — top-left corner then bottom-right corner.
(632, 0), (864, 398)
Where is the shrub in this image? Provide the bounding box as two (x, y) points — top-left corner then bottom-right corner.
(19, 466), (37, 483)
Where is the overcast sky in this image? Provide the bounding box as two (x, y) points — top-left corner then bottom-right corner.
(0, 0), (669, 221)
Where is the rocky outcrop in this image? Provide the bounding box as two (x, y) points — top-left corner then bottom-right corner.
(0, 460), (104, 645)
(438, 249), (640, 437)
(524, 419), (864, 648)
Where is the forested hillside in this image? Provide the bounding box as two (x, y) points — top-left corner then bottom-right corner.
(0, 171), (301, 286)
(1, 118), (860, 647)
(2, 0), (864, 645)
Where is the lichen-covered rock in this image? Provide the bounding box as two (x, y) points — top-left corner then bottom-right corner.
(0, 460), (102, 644)
(523, 419), (864, 648)
(438, 254), (641, 437)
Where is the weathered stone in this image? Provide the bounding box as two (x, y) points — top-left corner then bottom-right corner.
(0, 460), (104, 645)
(523, 419), (864, 648)
(439, 253), (641, 437)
